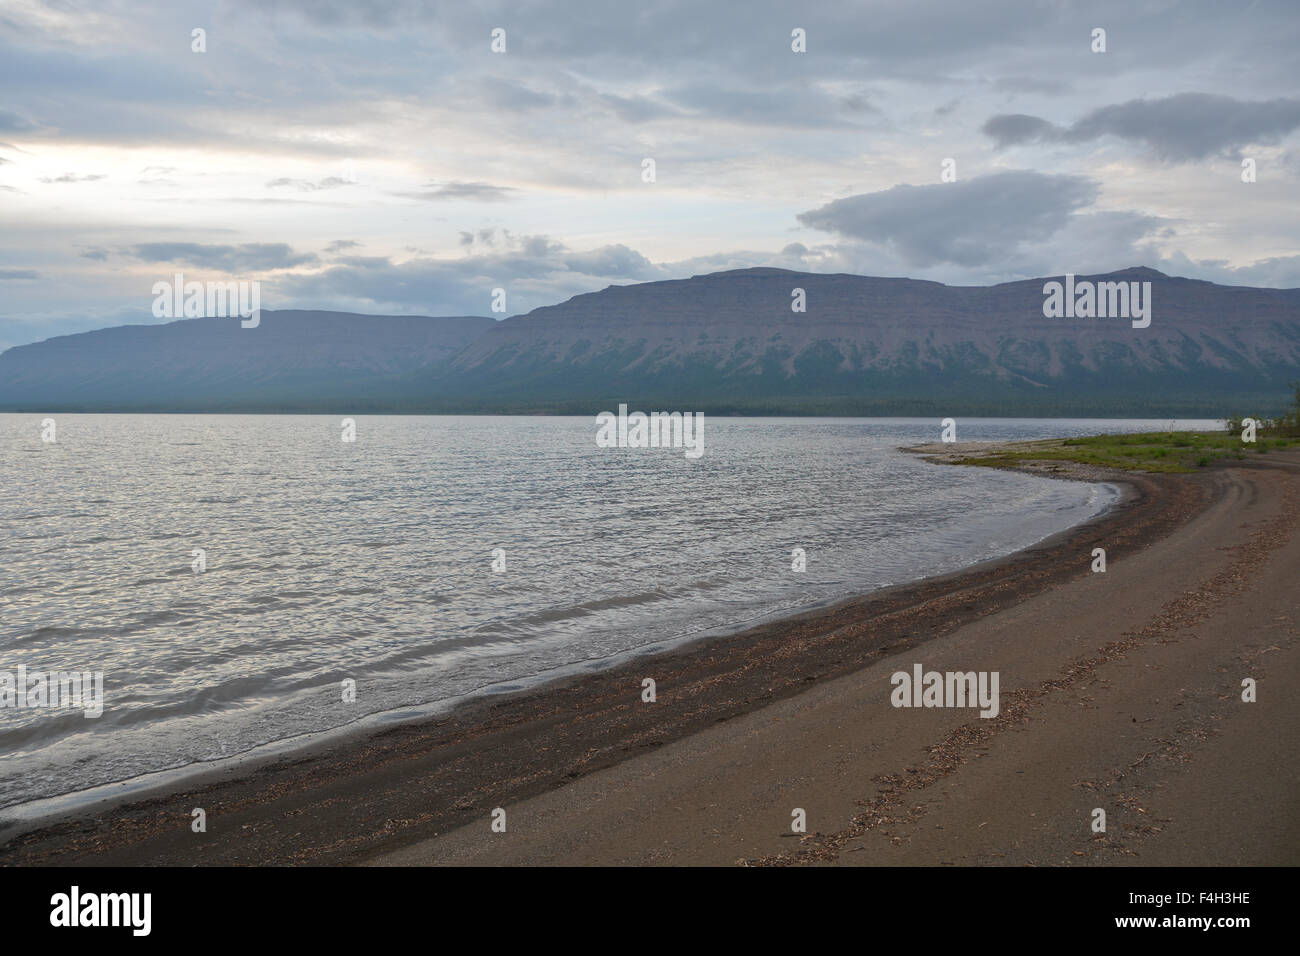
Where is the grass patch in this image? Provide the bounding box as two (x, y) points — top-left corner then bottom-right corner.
(954, 430), (1300, 474)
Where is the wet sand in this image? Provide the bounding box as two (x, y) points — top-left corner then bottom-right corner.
(4, 448), (1296, 866)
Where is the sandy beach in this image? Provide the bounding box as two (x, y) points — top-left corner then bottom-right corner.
(3, 448), (1297, 867)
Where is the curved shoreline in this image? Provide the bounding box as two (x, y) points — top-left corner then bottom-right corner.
(0, 455), (1116, 826)
(0, 457), (1207, 865)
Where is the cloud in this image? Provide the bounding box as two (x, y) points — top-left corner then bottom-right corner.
(991, 76), (1071, 96)
(562, 244), (660, 279)
(662, 83), (874, 128)
(797, 171), (1099, 268)
(596, 91), (677, 123)
(0, 269), (39, 279)
(3, 0), (1299, 333)
(38, 173), (106, 183)
(325, 239), (360, 253)
(219, 196), (339, 205)
(393, 182), (516, 202)
(266, 176), (354, 191)
(0, 110), (36, 132)
(479, 78), (558, 112)
(981, 114), (1058, 148)
(983, 94), (1300, 161)
(129, 242), (319, 271)
(331, 255), (391, 268)
(1158, 252), (1300, 289)
(274, 235), (666, 315)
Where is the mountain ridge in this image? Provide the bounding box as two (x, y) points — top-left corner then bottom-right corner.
(2, 267), (1298, 416)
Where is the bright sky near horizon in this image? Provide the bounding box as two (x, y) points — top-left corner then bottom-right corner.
(1, 0), (1299, 350)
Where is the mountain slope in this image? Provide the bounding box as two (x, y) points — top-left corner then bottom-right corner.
(1, 269), (1297, 415)
(432, 267), (1300, 414)
(0, 311), (494, 410)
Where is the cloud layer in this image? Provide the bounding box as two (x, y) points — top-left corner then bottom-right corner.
(1, 0), (1298, 348)
(983, 94), (1300, 161)
(797, 172), (1101, 267)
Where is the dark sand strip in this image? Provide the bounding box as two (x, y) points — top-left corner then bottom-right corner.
(1, 454), (1220, 866)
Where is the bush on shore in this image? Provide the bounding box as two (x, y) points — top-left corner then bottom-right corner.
(1225, 380), (1300, 438)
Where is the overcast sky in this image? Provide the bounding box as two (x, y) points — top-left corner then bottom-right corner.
(2, 0), (1299, 350)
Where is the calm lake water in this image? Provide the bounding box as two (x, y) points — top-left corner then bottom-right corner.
(0, 415), (1218, 813)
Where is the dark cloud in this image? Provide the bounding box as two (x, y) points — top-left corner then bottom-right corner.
(515, 236), (566, 259)
(981, 113), (1058, 147)
(5, 0), (1298, 158)
(562, 244), (659, 279)
(983, 94), (1300, 161)
(0, 269), (39, 279)
(797, 171), (1099, 268)
(455, 229), (502, 250)
(130, 242), (319, 271)
(331, 255), (391, 268)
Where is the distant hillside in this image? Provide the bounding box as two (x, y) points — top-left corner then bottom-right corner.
(431, 267), (1300, 416)
(0, 311), (494, 411)
(2, 269), (1298, 415)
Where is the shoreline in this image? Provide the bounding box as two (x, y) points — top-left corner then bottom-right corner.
(0, 450), (1207, 866)
(0, 443), (1117, 831)
(383, 451), (1295, 868)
